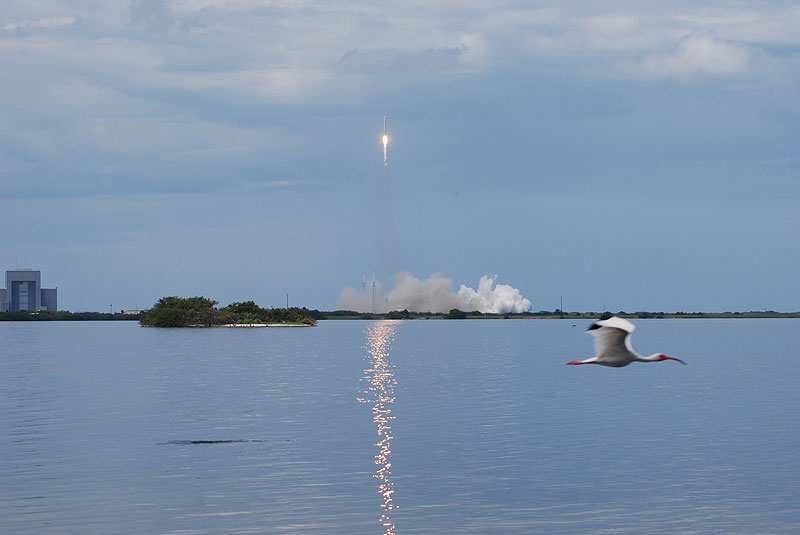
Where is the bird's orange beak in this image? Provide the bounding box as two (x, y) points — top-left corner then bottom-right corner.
(660, 354), (687, 365)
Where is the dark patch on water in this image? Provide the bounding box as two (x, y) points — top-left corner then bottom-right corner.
(158, 439), (294, 445)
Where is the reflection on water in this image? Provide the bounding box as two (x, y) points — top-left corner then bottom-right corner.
(358, 320), (401, 534)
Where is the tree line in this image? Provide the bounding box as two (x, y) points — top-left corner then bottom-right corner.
(0, 310), (139, 321)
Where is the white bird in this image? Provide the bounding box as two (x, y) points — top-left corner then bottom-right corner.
(567, 315), (686, 367)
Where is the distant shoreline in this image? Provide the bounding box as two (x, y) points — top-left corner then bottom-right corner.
(0, 311), (140, 322)
(2, 310), (798, 322)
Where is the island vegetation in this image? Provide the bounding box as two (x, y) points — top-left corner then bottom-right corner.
(443, 308), (467, 319)
(138, 296), (316, 327)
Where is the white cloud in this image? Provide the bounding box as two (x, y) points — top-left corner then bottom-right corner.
(127, 0), (174, 33)
(4, 16), (76, 31)
(333, 45), (469, 74)
(636, 32), (752, 78)
(674, 6), (800, 46)
(0, 0), (797, 202)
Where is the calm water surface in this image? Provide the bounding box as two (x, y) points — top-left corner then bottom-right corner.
(1, 319), (798, 534)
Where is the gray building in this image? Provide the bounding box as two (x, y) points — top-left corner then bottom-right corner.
(0, 269), (58, 312)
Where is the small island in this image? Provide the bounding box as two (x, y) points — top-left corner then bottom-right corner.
(139, 296), (316, 328)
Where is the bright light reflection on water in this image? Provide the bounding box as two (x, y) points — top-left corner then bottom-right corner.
(358, 320), (401, 534)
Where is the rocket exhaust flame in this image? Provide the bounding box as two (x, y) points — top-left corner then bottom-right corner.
(382, 116), (388, 167)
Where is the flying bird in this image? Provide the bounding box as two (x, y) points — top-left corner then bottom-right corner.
(567, 315), (686, 367)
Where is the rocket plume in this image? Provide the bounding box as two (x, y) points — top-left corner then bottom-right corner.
(337, 119), (534, 315)
(337, 272), (532, 314)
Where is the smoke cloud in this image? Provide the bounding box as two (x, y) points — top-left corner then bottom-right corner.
(337, 272), (532, 314)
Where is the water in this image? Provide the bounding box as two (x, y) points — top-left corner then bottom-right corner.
(1, 319), (798, 534)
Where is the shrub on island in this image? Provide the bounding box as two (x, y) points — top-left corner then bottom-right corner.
(139, 297), (316, 327)
(443, 308), (467, 319)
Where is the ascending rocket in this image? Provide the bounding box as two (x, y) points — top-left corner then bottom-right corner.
(382, 115), (389, 167)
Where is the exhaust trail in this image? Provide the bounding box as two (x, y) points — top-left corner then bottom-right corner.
(376, 116), (396, 311)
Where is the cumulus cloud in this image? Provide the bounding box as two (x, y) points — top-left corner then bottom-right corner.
(337, 272), (532, 314)
(0, 1), (795, 203)
(333, 45), (469, 74)
(3, 17), (76, 31)
(127, 0), (175, 33)
(637, 32), (752, 78)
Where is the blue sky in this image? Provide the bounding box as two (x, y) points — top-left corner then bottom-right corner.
(2, 1), (799, 312)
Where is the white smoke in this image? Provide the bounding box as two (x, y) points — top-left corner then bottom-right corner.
(336, 272), (532, 314)
(456, 274), (532, 314)
(387, 272), (462, 313)
(336, 280), (386, 313)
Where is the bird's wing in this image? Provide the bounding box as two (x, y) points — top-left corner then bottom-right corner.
(588, 325), (632, 359)
(594, 315), (635, 333)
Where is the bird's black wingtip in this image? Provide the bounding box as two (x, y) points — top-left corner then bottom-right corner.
(587, 312), (614, 331)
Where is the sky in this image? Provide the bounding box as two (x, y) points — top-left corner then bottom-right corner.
(2, 0), (799, 313)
